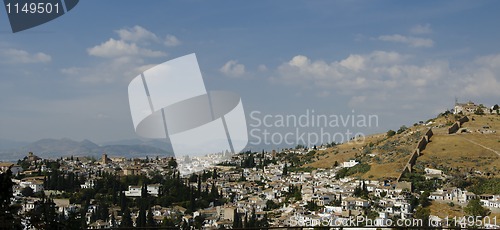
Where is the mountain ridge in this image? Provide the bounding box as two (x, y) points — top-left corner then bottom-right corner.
(0, 138), (174, 161)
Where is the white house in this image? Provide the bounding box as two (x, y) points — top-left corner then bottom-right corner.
(342, 160), (359, 168)
(23, 198), (39, 212)
(81, 179), (95, 189)
(147, 184), (160, 197)
(20, 180), (44, 193)
(124, 184), (160, 197)
(480, 197), (500, 209)
(124, 186), (142, 197)
(424, 168), (443, 175)
(454, 101), (479, 114)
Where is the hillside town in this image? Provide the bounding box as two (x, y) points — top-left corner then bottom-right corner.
(0, 101), (499, 229)
(1, 138), (499, 229)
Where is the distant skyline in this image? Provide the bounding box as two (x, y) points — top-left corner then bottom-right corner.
(1, 1), (500, 147)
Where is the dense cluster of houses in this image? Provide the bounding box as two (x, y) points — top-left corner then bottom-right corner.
(1, 149), (499, 229)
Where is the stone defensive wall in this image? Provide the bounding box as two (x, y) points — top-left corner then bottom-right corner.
(448, 116), (469, 134)
(397, 128), (433, 181)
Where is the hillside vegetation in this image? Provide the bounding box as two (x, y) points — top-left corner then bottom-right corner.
(306, 113), (500, 180)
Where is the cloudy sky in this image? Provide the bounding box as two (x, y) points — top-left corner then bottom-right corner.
(1, 1), (499, 146)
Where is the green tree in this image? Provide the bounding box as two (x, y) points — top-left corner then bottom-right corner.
(380, 191), (387, 198)
(248, 207), (257, 228)
(110, 214), (116, 228)
(305, 201), (320, 211)
(20, 186), (34, 197)
(258, 213), (269, 228)
(386, 130), (396, 137)
(162, 216), (176, 227)
(212, 168), (218, 180)
(26, 196), (60, 229)
(64, 210), (82, 230)
(232, 209), (242, 228)
(120, 208), (133, 227)
(137, 203), (146, 227)
(168, 158), (178, 169)
(419, 191), (431, 207)
(264, 200), (280, 211)
(464, 198), (490, 217)
(397, 125), (408, 134)
(194, 215), (205, 229)
(147, 208), (156, 227)
(0, 169), (22, 229)
(414, 206), (430, 227)
(282, 163), (288, 176)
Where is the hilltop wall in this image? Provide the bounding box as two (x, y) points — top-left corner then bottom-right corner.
(458, 116), (469, 125)
(448, 122), (460, 134)
(448, 116), (469, 134)
(425, 128), (433, 139)
(397, 128), (433, 181)
(417, 137), (428, 152)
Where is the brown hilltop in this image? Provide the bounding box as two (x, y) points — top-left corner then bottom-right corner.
(305, 113), (500, 180)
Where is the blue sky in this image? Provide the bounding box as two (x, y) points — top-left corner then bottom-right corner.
(1, 0), (499, 146)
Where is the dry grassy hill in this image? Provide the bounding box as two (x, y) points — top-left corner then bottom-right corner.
(306, 114), (500, 180)
(417, 115), (500, 177)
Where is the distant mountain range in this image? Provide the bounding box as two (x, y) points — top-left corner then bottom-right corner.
(0, 137), (294, 162)
(0, 138), (174, 161)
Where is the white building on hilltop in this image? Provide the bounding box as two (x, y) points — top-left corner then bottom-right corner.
(454, 101), (479, 114)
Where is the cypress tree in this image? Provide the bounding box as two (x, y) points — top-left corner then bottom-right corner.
(0, 168), (21, 229)
(232, 209), (241, 228)
(120, 208), (132, 227)
(146, 208), (156, 227)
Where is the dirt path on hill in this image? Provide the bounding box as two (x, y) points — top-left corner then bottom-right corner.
(459, 135), (500, 157)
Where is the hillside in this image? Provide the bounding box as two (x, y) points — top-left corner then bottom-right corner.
(306, 113), (500, 180)
(416, 115), (500, 176)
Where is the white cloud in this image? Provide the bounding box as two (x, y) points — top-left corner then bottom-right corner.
(1, 48), (51, 64)
(348, 95), (367, 107)
(272, 51), (500, 114)
(164, 35), (181, 47)
(340, 54), (365, 71)
(60, 67), (83, 75)
(459, 54), (500, 97)
(475, 53), (500, 69)
(258, 64), (268, 72)
(87, 38), (166, 58)
(116, 25), (159, 43)
(115, 25), (181, 48)
(378, 34), (434, 48)
(220, 60), (245, 77)
(274, 51), (411, 89)
(316, 90), (331, 98)
(67, 26), (177, 84)
(62, 55), (149, 84)
(289, 55), (309, 67)
(410, 24), (432, 34)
